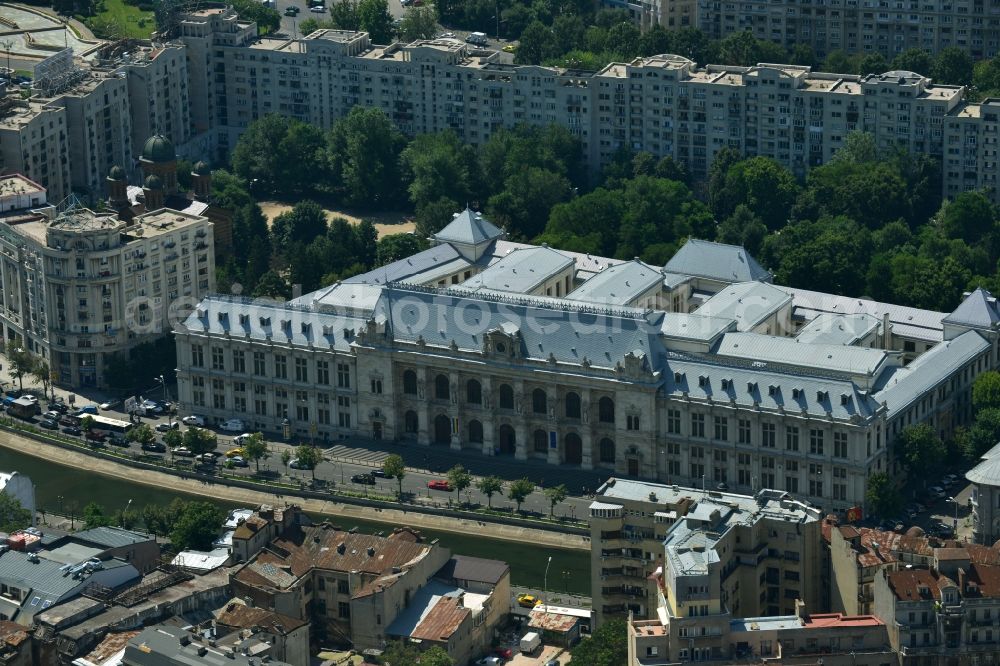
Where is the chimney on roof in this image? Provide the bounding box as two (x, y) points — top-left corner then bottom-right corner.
(367, 546), (376, 557)
(337, 543), (346, 555)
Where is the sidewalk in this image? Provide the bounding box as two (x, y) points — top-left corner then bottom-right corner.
(0, 426), (589, 551)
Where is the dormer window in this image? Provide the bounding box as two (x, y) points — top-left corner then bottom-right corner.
(747, 381), (757, 393)
(840, 393), (850, 406)
(281, 319), (291, 332)
(238, 314), (249, 326)
(674, 372), (685, 383)
(260, 316), (271, 327)
(768, 385), (777, 396)
(792, 388), (801, 400)
(698, 376), (708, 388)
(817, 390), (828, 402)
(301, 322), (311, 335)
(721, 378), (730, 390)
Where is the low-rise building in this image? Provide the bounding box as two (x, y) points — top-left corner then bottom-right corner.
(214, 600), (310, 665)
(0, 472), (34, 527)
(121, 625), (292, 666)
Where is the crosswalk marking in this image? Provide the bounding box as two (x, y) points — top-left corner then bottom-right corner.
(323, 444), (389, 465)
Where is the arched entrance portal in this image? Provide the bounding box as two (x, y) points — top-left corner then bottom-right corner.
(433, 414), (451, 445)
(564, 432), (583, 465)
(497, 424), (516, 455)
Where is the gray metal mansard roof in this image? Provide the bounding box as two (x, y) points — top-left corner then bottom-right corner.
(794, 312), (881, 346)
(125, 626), (292, 666)
(459, 245), (574, 294)
(967, 454), (1000, 488)
(373, 285), (665, 372)
(566, 259), (663, 306)
(663, 238), (772, 284)
(343, 243), (471, 286)
(694, 281), (791, 331)
(431, 208), (504, 246)
(943, 287), (1000, 329)
(72, 526), (153, 550)
(873, 329), (990, 416)
(179, 296), (369, 352)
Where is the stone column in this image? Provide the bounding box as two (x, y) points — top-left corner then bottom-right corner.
(546, 387), (560, 465)
(482, 377), (494, 456)
(450, 372), (461, 450)
(581, 430), (593, 470)
(416, 367), (429, 446)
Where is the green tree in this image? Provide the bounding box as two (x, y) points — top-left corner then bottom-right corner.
(711, 156), (799, 231)
(865, 472), (902, 519)
(83, 502), (112, 529)
(760, 216), (873, 296)
(822, 49), (861, 74)
(974, 56), (1000, 96)
(127, 423), (156, 446)
(487, 167), (572, 239)
(896, 423), (947, 481)
(932, 46), (974, 86)
(182, 428), (218, 456)
(974, 372), (1000, 413)
(30, 357), (51, 401)
(965, 408), (1000, 459)
(383, 453), (406, 498)
(831, 130), (878, 164)
(543, 484), (568, 517)
(476, 475), (504, 508)
(141, 504), (168, 536)
(253, 270), (290, 299)
(446, 464), (472, 505)
(231, 114), (326, 194)
(294, 444), (322, 481)
(716, 204), (768, 255)
(539, 187), (623, 257)
(0, 494), (31, 533)
(892, 48), (933, 76)
(616, 175), (714, 259)
(552, 13), (586, 55)
(81, 415), (95, 433)
(377, 233), (424, 265)
(7, 347), (33, 392)
(604, 21), (641, 60)
(271, 200), (328, 247)
(516, 21), (557, 64)
(163, 429), (183, 450)
(788, 43), (817, 67)
(381, 642), (453, 666)
(398, 6), (437, 41)
(281, 449), (292, 473)
(508, 477), (535, 514)
(938, 190), (996, 245)
(571, 618), (628, 666)
(327, 107), (407, 207)
(402, 131), (481, 212)
(858, 52), (888, 76)
(242, 433), (271, 472)
(357, 0), (394, 43)
(170, 501), (225, 552)
(231, 0), (281, 33)
(415, 197), (461, 238)
(329, 0), (360, 29)
(718, 30), (766, 66)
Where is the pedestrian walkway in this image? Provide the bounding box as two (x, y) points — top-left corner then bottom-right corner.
(328, 437), (609, 494)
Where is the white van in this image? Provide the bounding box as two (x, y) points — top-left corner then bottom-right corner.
(520, 631), (541, 654)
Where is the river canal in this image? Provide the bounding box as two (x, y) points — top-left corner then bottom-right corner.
(1, 446), (591, 595)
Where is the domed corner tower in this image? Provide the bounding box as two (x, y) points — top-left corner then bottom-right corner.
(106, 164), (129, 211)
(191, 160), (212, 200)
(142, 174), (165, 210)
(139, 135), (178, 196)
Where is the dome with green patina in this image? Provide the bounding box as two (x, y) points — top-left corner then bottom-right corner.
(141, 134), (176, 163)
(143, 174), (163, 190)
(192, 160), (211, 175)
(108, 164), (126, 181)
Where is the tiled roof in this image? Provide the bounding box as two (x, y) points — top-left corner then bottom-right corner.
(887, 568), (944, 602)
(435, 555), (509, 586)
(215, 601), (308, 634)
(664, 238), (772, 283)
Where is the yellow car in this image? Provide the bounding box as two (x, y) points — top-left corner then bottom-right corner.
(225, 447), (244, 458)
(517, 594), (542, 608)
(502, 44), (516, 53)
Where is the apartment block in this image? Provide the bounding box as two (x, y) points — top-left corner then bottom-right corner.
(0, 198), (214, 387)
(116, 43), (193, 162)
(0, 98), (71, 202)
(614, 0), (1000, 61)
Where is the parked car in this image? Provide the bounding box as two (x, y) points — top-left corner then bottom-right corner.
(233, 433), (255, 446)
(62, 426), (82, 436)
(141, 441), (167, 453)
(310, 5), (325, 11)
(219, 419), (246, 432)
(195, 453), (217, 464)
(39, 418), (59, 430)
(109, 434), (129, 447)
(182, 415), (205, 426)
(229, 455), (249, 467)
(372, 469), (391, 478)
(476, 657), (503, 666)
(43, 410), (61, 421)
(225, 447), (245, 458)
(172, 446), (194, 457)
(931, 522), (955, 537)
(427, 480), (451, 491)
(284, 6), (298, 14)
(140, 400), (162, 415)
(927, 486), (947, 500)
(352, 473), (376, 485)
(85, 431), (107, 446)
(99, 400), (120, 411)
(494, 647), (513, 659)
(155, 421), (179, 432)
(502, 43), (516, 52)
(289, 458), (311, 469)
(47, 402), (68, 414)
(517, 594), (542, 608)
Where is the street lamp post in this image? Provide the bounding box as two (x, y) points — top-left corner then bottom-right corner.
(543, 555), (552, 614)
(948, 496), (960, 534)
(122, 499), (133, 527)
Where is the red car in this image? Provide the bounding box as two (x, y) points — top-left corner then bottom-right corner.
(427, 480), (452, 491)
(495, 647), (513, 659)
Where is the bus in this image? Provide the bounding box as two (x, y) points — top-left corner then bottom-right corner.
(86, 414), (134, 436)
